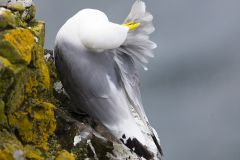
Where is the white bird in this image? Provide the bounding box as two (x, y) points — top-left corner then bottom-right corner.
(54, 0), (163, 159)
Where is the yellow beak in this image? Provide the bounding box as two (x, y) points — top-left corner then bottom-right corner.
(122, 21), (141, 30)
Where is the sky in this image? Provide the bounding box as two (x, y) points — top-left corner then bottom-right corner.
(34, 0), (240, 160)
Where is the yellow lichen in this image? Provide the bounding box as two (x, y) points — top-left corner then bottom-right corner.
(29, 21), (45, 47)
(24, 72), (38, 98)
(0, 56), (11, 67)
(0, 130), (24, 159)
(0, 150), (14, 160)
(29, 21), (51, 90)
(55, 150), (76, 160)
(35, 53), (51, 90)
(24, 145), (44, 160)
(3, 28), (34, 64)
(8, 100), (56, 151)
(0, 7), (16, 29)
(0, 56), (25, 75)
(5, 68), (27, 114)
(0, 100), (7, 128)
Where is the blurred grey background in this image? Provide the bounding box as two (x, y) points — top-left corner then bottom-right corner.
(34, 0), (240, 160)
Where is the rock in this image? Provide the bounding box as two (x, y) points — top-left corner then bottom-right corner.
(0, 2), (141, 160)
(7, 2), (25, 12)
(54, 107), (139, 160)
(0, 4), (60, 159)
(0, 56), (15, 99)
(0, 130), (24, 160)
(21, 4), (35, 22)
(7, 0), (33, 11)
(8, 100), (56, 150)
(55, 150), (75, 160)
(0, 28), (34, 64)
(0, 100), (7, 130)
(0, 1), (8, 7)
(0, 7), (16, 30)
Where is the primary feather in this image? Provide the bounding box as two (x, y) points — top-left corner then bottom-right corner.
(114, 1), (162, 156)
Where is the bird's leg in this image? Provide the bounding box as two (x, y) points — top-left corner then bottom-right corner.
(122, 21), (141, 30)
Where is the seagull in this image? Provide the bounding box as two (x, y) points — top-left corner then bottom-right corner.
(54, 0), (163, 159)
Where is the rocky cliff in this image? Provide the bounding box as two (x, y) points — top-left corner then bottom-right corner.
(0, 1), (139, 160)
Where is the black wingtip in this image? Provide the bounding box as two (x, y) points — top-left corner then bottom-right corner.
(152, 135), (163, 156)
(120, 137), (154, 160)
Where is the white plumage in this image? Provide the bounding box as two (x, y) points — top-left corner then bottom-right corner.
(55, 0), (162, 159)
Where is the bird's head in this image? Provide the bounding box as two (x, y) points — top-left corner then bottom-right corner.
(71, 9), (140, 52)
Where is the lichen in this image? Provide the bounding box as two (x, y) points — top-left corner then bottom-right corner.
(0, 28), (34, 64)
(24, 145), (44, 160)
(0, 2), (60, 160)
(0, 150), (14, 160)
(0, 1), (138, 160)
(55, 150), (76, 160)
(22, 5), (36, 22)
(0, 56), (15, 99)
(0, 100), (7, 129)
(8, 100), (56, 150)
(0, 7), (16, 30)
(5, 67), (29, 114)
(30, 21), (51, 90)
(7, 2), (25, 11)
(0, 29), (34, 68)
(0, 130), (24, 160)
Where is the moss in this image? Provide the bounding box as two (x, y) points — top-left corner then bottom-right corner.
(14, 11), (27, 27)
(55, 150), (76, 160)
(0, 100), (7, 129)
(46, 135), (63, 160)
(0, 56), (14, 99)
(0, 56), (25, 75)
(71, 144), (90, 159)
(5, 67), (28, 114)
(0, 7), (16, 30)
(8, 100), (56, 150)
(0, 56), (26, 104)
(4, 66), (47, 114)
(0, 28), (35, 65)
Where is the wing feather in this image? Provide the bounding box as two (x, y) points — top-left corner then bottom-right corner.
(113, 0), (162, 157)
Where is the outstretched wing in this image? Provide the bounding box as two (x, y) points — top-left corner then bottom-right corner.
(113, 0), (163, 156)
